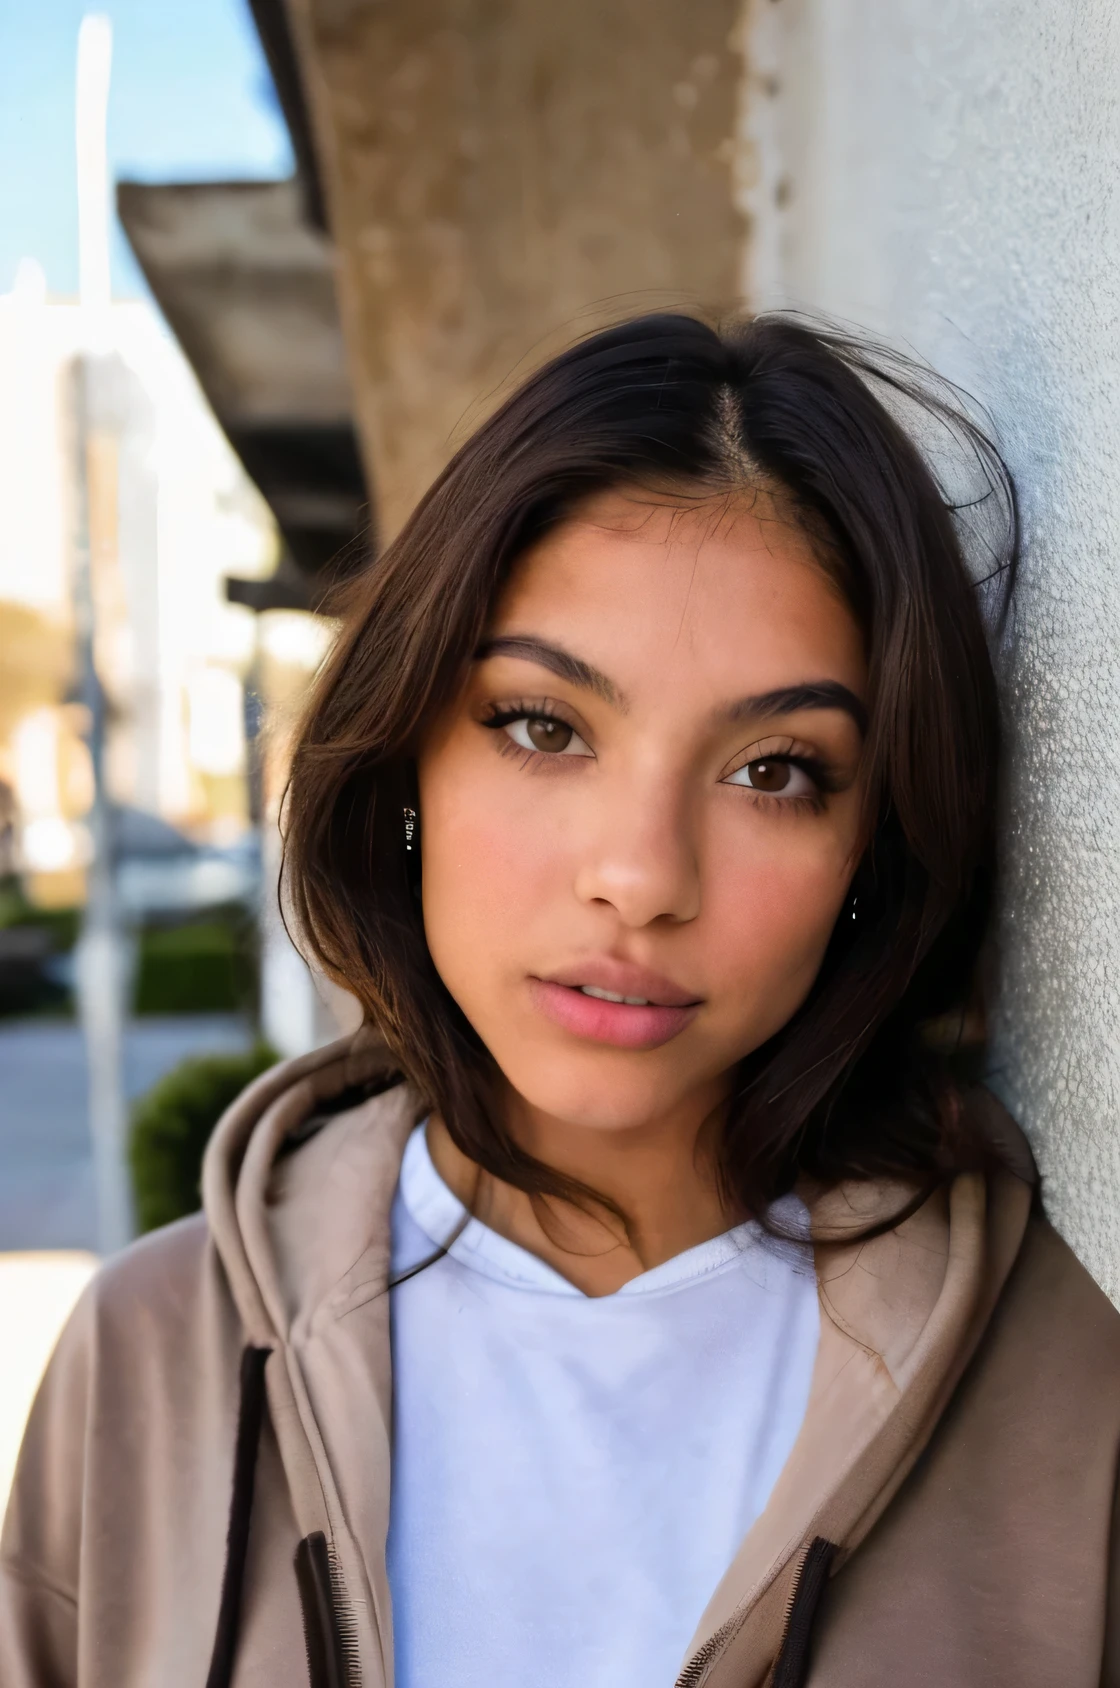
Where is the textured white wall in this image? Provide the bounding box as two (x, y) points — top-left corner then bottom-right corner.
(748, 0), (1120, 1297)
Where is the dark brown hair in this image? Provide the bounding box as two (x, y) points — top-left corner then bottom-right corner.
(284, 311), (1017, 1218)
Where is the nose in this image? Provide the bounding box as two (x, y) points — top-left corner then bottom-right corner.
(572, 772), (701, 928)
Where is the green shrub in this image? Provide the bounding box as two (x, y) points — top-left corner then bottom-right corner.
(129, 1043), (278, 1232)
(0, 881), (80, 949)
(133, 916), (255, 1015)
(0, 880), (79, 1018)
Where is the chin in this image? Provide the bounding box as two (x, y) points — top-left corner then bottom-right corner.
(497, 1041), (710, 1137)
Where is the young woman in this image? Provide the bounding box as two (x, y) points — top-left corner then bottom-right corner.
(4, 313), (1120, 1688)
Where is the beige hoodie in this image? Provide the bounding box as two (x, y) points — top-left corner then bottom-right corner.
(3, 1029), (1120, 1687)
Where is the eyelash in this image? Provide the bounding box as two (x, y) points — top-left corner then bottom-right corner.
(479, 700), (587, 768)
(480, 702), (839, 808)
(730, 753), (832, 814)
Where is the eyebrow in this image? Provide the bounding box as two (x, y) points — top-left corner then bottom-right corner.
(475, 635), (867, 736)
(474, 634), (624, 708)
(725, 682), (868, 736)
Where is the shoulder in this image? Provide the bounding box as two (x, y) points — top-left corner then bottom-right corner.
(93, 1206), (213, 1297)
(12, 1210), (244, 1501)
(73, 1210), (227, 1353)
(17, 1211), (243, 1463)
(962, 1088), (1120, 1388)
(1011, 1210), (1120, 1342)
(2, 1212), (245, 1592)
(979, 1209), (1120, 1428)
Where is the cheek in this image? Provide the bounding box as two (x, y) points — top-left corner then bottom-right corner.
(418, 747), (569, 978)
(703, 820), (851, 1002)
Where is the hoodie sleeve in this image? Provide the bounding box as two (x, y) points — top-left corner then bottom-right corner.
(0, 1278), (94, 1688)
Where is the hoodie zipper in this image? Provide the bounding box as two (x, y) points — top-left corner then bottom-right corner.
(295, 1531), (357, 1688)
(771, 1537), (837, 1688)
(675, 1619), (738, 1687)
(328, 1543), (365, 1688)
(674, 1536), (836, 1688)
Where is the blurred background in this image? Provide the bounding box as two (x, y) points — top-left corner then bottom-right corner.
(5, 0), (1120, 1516)
(0, 0), (363, 1508)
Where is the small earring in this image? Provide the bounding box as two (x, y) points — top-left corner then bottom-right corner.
(403, 807), (418, 853)
(848, 893), (859, 923)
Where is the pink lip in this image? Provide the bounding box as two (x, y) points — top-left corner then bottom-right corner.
(542, 958), (701, 1007)
(528, 960), (703, 1051)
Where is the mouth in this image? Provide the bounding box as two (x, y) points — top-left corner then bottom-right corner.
(528, 963), (703, 1051)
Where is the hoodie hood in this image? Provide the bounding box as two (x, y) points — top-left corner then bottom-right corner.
(202, 1029), (421, 1688)
(199, 1030), (1036, 1688)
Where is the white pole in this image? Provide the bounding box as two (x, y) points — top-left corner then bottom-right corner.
(72, 12), (133, 1255)
(76, 15), (112, 346)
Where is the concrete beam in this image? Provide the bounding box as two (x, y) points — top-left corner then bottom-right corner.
(286, 0), (746, 536)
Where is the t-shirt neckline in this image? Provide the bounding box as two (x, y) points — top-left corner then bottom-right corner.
(397, 1121), (779, 1301)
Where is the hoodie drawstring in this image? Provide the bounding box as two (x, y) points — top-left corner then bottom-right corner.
(205, 1345), (272, 1688)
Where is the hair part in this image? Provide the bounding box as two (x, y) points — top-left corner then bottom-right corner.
(284, 310), (1018, 1223)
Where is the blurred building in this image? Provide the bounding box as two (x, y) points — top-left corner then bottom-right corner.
(116, 176), (369, 617)
(0, 257), (285, 906)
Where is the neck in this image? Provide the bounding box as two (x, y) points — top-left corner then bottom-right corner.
(426, 1085), (740, 1297)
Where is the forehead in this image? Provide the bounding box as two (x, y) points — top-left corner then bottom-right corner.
(491, 488), (865, 702)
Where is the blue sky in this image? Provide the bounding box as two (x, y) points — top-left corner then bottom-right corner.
(0, 0), (293, 296)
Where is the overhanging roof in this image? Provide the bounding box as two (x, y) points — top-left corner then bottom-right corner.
(246, 0), (327, 231)
(118, 176), (370, 611)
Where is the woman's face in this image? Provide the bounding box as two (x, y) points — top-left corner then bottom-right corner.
(418, 487), (868, 1139)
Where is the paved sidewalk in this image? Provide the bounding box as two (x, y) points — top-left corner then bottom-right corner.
(0, 1014), (252, 1251)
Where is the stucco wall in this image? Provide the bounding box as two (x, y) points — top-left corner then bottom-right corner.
(750, 0), (1120, 1298)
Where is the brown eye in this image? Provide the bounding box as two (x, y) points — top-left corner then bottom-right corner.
(526, 717), (574, 753)
(499, 713), (592, 757)
(744, 758), (791, 792)
(724, 755), (817, 799)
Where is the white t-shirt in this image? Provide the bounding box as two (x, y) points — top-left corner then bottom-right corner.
(386, 1124), (819, 1688)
